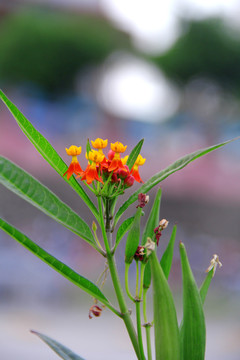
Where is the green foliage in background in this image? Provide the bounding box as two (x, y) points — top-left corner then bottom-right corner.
(0, 8), (131, 95)
(152, 18), (240, 93)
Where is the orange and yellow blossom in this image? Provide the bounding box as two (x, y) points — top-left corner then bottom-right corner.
(91, 138), (108, 152)
(108, 141), (127, 172)
(130, 154), (146, 183)
(63, 145), (83, 180)
(81, 150), (104, 184)
(91, 138), (108, 168)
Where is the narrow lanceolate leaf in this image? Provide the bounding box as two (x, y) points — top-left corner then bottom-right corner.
(0, 90), (99, 220)
(142, 188), (162, 245)
(0, 218), (111, 308)
(199, 268), (214, 304)
(86, 139), (92, 164)
(125, 207), (142, 264)
(114, 138), (238, 226)
(160, 225), (177, 279)
(0, 157), (95, 247)
(31, 330), (86, 360)
(150, 251), (180, 360)
(179, 242), (206, 360)
(115, 216), (134, 250)
(126, 138), (144, 171)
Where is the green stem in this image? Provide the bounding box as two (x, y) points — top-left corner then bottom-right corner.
(82, 181), (96, 194)
(100, 200), (141, 359)
(125, 263), (135, 302)
(135, 261), (139, 297)
(136, 301), (145, 360)
(135, 262), (146, 360)
(143, 288), (152, 360)
(98, 197), (111, 254)
(107, 253), (142, 360)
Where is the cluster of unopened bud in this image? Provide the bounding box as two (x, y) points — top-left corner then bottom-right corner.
(136, 193), (149, 208)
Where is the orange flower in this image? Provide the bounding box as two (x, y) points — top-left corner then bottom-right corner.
(63, 145), (83, 180)
(130, 154), (146, 183)
(108, 141), (127, 172)
(81, 150), (104, 184)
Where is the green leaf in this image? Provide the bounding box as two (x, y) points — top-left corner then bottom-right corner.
(160, 225), (177, 279)
(31, 330), (86, 360)
(114, 138), (238, 227)
(0, 157), (95, 247)
(0, 90), (99, 221)
(179, 242), (206, 360)
(125, 207), (142, 264)
(126, 139), (144, 171)
(199, 268), (214, 304)
(114, 216), (134, 250)
(150, 251), (180, 360)
(0, 218), (112, 308)
(142, 188), (162, 245)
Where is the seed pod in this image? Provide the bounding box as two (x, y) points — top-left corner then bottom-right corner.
(125, 207), (142, 264)
(150, 250), (180, 360)
(179, 242), (206, 360)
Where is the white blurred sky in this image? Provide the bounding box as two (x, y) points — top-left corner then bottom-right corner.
(96, 0), (240, 121)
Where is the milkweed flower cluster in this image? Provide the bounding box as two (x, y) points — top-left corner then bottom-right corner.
(63, 138), (146, 198)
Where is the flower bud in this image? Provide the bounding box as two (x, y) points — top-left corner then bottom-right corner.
(145, 237), (155, 257)
(108, 149), (115, 160)
(159, 219), (169, 230)
(111, 172), (120, 183)
(92, 221), (97, 232)
(137, 193), (149, 208)
(206, 254), (222, 276)
(124, 175), (135, 188)
(88, 305), (102, 319)
(117, 165), (129, 179)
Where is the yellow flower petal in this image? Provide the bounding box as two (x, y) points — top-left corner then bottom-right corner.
(65, 145), (82, 156)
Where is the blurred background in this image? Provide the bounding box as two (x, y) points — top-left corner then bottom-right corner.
(0, 0), (240, 359)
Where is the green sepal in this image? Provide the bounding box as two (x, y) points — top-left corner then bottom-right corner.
(115, 216), (134, 250)
(0, 90), (99, 221)
(179, 242), (206, 360)
(114, 138), (238, 227)
(150, 250), (180, 360)
(31, 330), (86, 360)
(142, 188), (162, 245)
(126, 138), (144, 171)
(160, 225), (177, 279)
(125, 207), (142, 264)
(0, 156), (95, 247)
(199, 268), (214, 304)
(0, 217), (112, 308)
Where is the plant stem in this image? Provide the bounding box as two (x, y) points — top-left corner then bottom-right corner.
(135, 262), (146, 360)
(143, 288), (152, 360)
(135, 261), (139, 297)
(99, 197), (141, 359)
(125, 263), (135, 302)
(136, 300), (145, 360)
(107, 253), (142, 360)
